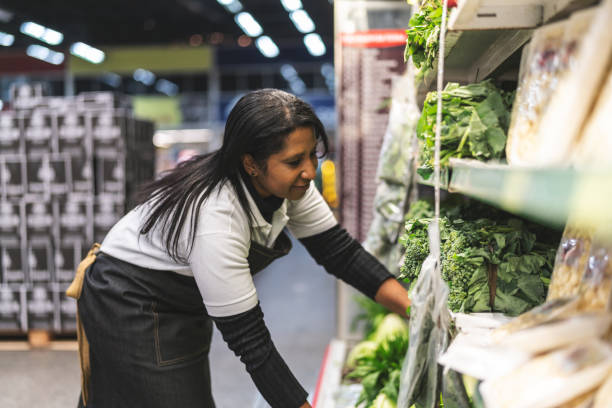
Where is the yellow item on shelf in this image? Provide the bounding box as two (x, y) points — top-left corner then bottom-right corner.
(321, 159), (339, 208)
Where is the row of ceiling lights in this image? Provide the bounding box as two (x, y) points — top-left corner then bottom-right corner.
(0, 21), (106, 66)
(216, 0), (326, 58)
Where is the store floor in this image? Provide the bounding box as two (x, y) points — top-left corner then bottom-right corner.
(0, 237), (337, 408)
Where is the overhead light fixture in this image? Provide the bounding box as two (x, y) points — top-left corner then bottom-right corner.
(280, 64), (298, 81)
(101, 72), (122, 88)
(289, 9), (315, 33)
(255, 36), (279, 58)
(0, 31), (14, 47)
(20, 21), (63, 46)
(320, 63), (334, 78)
(280, 0), (302, 12)
(0, 8), (13, 23)
(70, 42), (105, 64)
(217, 0), (243, 13)
(303, 33), (326, 57)
(289, 79), (306, 95)
(133, 69), (156, 86)
(234, 12), (263, 37)
(26, 44), (65, 65)
(155, 79), (179, 96)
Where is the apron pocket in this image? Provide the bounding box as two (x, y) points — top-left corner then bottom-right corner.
(152, 301), (212, 367)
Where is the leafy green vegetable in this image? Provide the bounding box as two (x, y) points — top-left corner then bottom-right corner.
(399, 199), (558, 316)
(405, 0), (442, 73)
(416, 80), (513, 180)
(347, 335), (409, 407)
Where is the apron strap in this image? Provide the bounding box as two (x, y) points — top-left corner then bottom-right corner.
(66, 242), (100, 407)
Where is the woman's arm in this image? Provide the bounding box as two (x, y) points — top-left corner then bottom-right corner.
(299, 225), (410, 315)
(375, 277), (411, 317)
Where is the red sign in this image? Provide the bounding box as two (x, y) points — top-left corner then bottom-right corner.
(340, 29), (407, 48)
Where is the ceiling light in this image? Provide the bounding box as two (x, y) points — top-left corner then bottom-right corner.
(280, 64), (298, 80)
(303, 33), (326, 57)
(289, 79), (306, 95)
(0, 8), (13, 23)
(255, 36), (279, 58)
(20, 22), (63, 46)
(133, 69), (156, 86)
(234, 12), (263, 37)
(101, 72), (122, 88)
(280, 0), (302, 12)
(0, 31), (14, 47)
(217, 0), (243, 13)
(26, 44), (64, 65)
(289, 10), (315, 33)
(155, 79), (179, 96)
(70, 42), (105, 64)
(321, 63), (334, 78)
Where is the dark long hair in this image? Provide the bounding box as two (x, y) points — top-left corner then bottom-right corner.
(137, 89), (329, 262)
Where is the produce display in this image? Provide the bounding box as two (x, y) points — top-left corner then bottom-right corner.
(415, 80), (513, 179)
(344, 303), (410, 408)
(399, 199), (557, 316)
(404, 0), (442, 73)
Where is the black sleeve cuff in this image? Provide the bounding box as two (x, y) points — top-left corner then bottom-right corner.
(210, 304), (308, 408)
(299, 225), (394, 299)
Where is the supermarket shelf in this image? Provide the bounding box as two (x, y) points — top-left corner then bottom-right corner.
(416, 159), (612, 231)
(448, 0), (598, 31)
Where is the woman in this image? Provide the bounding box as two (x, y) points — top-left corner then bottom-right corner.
(72, 89), (411, 408)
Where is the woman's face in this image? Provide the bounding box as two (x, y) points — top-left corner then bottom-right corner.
(248, 126), (318, 201)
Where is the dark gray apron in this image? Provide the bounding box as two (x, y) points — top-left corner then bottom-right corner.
(76, 231), (292, 408)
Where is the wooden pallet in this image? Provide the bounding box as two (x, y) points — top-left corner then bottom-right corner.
(0, 330), (77, 351)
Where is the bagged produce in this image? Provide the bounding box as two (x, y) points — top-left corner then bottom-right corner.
(593, 374), (612, 408)
(573, 67), (612, 167)
(364, 72), (420, 276)
(576, 235), (612, 312)
(494, 312), (612, 354)
(547, 221), (594, 300)
(479, 339), (612, 408)
(505, 7), (597, 165)
(397, 220), (451, 408)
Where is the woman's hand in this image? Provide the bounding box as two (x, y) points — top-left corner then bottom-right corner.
(374, 278), (411, 318)
(299, 402), (312, 408)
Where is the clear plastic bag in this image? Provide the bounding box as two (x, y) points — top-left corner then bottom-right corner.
(547, 222), (594, 300)
(397, 220), (451, 408)
(577, 236), (612, 312)
(479, 339), (612, 408)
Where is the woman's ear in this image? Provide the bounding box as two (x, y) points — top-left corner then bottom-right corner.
(242, 154), (258, 177)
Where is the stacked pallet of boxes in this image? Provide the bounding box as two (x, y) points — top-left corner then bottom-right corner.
(0, 84), (155, 336)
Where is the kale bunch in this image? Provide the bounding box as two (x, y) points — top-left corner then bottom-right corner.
(416, 80), (513, 179)
(405, 0), (442, 71)
(399, 200), (558, 315)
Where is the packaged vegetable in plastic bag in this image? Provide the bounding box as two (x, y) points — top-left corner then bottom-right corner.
(547, 222), (594, 300)
(397, 220), (451, 408)
(593, 374), (612, 408)
(491, 296), (580, 341)
(577, 235), (612, 312)
(479, 339), (612, 408)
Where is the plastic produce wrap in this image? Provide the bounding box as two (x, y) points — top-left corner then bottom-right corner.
(577, 235), (612, 312)
(573, 68), (612, 167)
(364, 71), (420, 276)
(547, 222), (594, 301)
(494, 312), (612, 354)
(593, 374), (612, 408)
(397, 221), (451, 408)
(479, 339), (612, 408)
(505, 19), (568, 165)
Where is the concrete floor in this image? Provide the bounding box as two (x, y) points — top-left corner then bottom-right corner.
(0, 237), (337, 408)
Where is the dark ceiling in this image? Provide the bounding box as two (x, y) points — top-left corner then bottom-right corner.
(0, 0), (334, 63)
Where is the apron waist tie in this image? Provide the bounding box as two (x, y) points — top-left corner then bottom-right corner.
(66, 243), (100, 407)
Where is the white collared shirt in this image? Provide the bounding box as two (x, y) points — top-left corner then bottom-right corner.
(100, 180), (337, 317)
